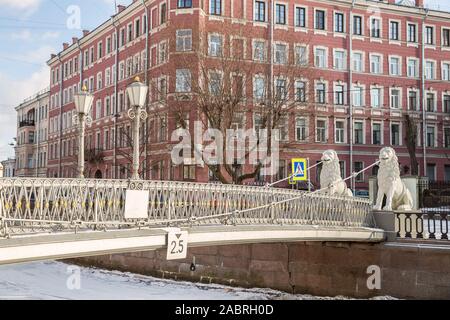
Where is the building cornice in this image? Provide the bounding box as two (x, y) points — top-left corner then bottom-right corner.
(47, 0), (151, 67)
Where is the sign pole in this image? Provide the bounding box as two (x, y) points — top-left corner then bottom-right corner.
(307, 158), (311, 192)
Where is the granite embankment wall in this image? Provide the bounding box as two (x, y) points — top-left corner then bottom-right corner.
(72, 241), (450, 299)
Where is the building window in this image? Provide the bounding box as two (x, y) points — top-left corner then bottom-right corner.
(371, 18), (381, 38)
(315, 10), (325, 30)
(253, 40), (266, 61)
(295, 81), (306, 102)
(316, 119), (327, 142)
(135, 19), (141, 38)
(127, 23), (133, 42)
(426, 93), (435, 112)
(334, 50), (345, 70)
(426, 26), (434, 45)
(255, 1), (266, 22)
(175, 69), (191, 93)
(275, 4), (286, 25)
(408, 91), (418, 110)
(178, 0), (192, 8)
(353, 86), (363, 107)
(390, 89), (400, 109)
(335, 120), (345, 143)
(426, 126), (436, 147)
(389, 57), (400, 76)
(274, 43), (287, 64)
(425, 61), (435, 79)
(316, 83), (326, 104)
(209, 34), (223, 57)
(354, 121), (363, 144)
(407, 59), (418, 78)
(353, 16), (362, 35)
(354, 162), (364, 182)
(209, 72), (222, 96)
(352, 52), (363, 72)
(444, 127), (450, 148)
(370, 55), (381, 74)
(334, 84), (344, 105)
(275, 78), (287, 100)
(157, 4), (165, 24)
(210, 0), (221, 15)
(427, 164), (436, 181)
(443, 29), (450, 47)
(442, 63), (450, 81)
(390, 21), (399, 41)
(372, 123), (382, 145)
(253, 77), (266, 102)
(407, 23), (417, 43)
(334, 13), (344, 33)
(295, 7), (306, 28)
(183, 165), (196, 180)
(444, 95), (450, 113)
(296, 117), (307, 141)
(315, 48), (326, 68)
(391, 123), (400, 146)
(176, 29), (192, 52)
(371, 88), (381, 108)
(294, 45), (308, 66)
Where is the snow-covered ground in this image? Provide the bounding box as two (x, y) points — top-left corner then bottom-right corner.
(0, 261), (395, 300)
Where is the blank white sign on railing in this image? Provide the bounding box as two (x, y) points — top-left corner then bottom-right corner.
(124, 190), (150, 219)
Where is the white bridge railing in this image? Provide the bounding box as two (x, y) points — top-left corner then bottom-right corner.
(0, 178), (374, 237)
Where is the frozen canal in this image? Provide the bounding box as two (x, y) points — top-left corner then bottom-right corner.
(0, 261), (394, 300)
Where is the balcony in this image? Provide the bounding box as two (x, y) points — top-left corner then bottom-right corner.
(19, 120), (35, 128)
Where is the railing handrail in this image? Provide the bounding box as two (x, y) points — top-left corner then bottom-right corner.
(0, 177), (373, 237)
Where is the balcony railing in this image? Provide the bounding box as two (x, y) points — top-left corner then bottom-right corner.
(396, 209), (449, 241)
(18, 120), (35, 128)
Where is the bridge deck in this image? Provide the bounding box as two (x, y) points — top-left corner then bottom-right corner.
(0, 225), (385, 266)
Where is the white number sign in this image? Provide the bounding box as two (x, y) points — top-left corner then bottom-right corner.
(167, 231), (188, 260)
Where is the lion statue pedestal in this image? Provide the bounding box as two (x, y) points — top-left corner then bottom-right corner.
(319, 150), (353, 197)
(373, 147), (413, 211)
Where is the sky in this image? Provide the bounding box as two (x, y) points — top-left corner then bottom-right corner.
(0, 0), (450, 160)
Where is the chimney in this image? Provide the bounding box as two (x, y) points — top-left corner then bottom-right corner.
(72, 37), (78, 44)
(387, 0), (395, 4)
(117, 5), (126, 13)
(63, 42), (69, 50)
(82, 29), (90, 37)
(51, 54), (56, 59)
(416, 0), (424, 7)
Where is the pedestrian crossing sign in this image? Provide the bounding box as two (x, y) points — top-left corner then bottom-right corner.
(291, 158), (307, 181)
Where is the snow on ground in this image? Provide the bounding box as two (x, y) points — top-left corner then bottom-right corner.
(0, 261), (395, 300)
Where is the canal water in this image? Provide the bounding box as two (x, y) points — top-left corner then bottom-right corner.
(0, 261), (394, 300)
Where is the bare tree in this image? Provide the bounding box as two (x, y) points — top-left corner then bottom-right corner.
(404, 113), (419, 175)
(169, 25), (313, 184)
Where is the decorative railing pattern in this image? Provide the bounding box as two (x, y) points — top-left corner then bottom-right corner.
(0, 178), (374, 236)
(395, 208), (449, 241)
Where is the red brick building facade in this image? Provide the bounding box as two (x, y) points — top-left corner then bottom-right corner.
(46, 0), (450, 190)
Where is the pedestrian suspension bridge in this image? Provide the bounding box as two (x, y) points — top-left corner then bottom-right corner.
(0, 177), (385, 265)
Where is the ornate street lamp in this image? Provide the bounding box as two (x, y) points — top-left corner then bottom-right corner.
(126, 76), (148, 180)
(73, 85), (94, 178)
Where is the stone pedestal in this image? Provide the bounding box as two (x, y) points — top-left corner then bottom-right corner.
(372, 210), (396, 241)
(369, 175), (420, 210)
(401, 176), (419, 210)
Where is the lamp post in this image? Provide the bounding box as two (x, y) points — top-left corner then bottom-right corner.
(73, 85), (94, 178)
(126, 76), (148, 180)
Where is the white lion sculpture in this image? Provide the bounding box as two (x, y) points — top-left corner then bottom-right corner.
(374, 147), (413, 211)
(320, 150), (353, 197)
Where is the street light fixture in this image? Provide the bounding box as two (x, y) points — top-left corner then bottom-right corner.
(73, 85), (94, 178)
(126, 76), (148, 180)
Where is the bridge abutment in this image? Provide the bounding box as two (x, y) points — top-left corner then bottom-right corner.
(71, 240), (450, 300)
